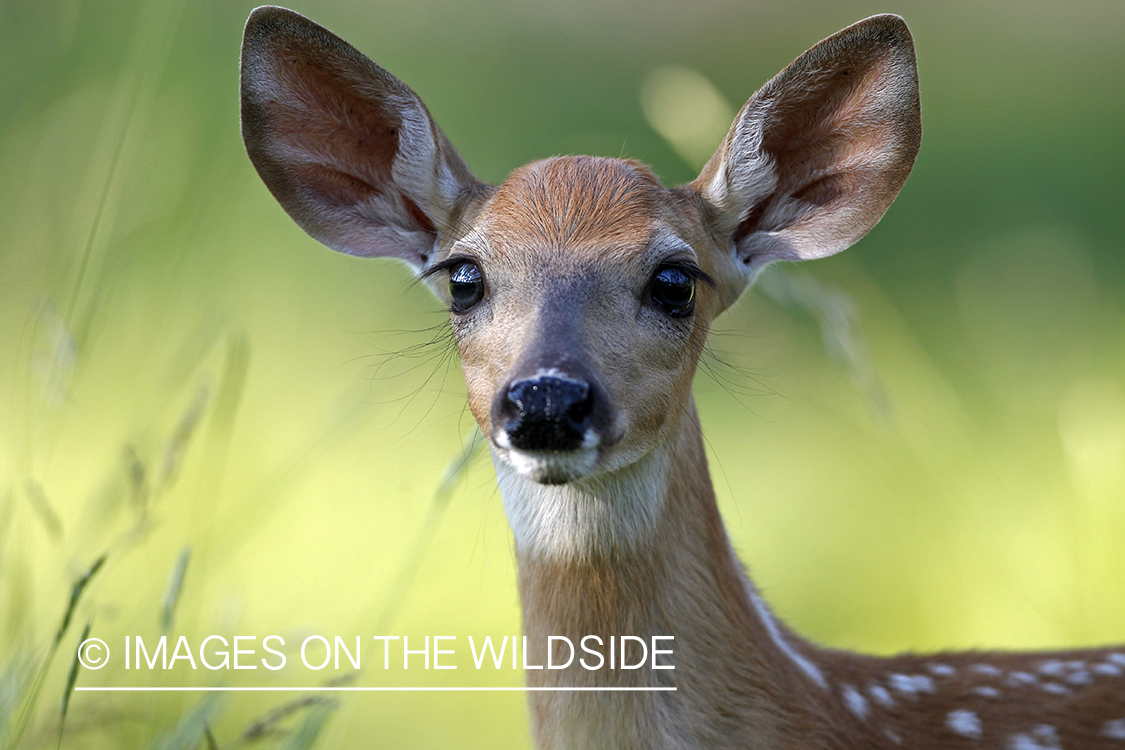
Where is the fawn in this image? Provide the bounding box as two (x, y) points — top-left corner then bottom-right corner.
(241, 6), (1125, 748)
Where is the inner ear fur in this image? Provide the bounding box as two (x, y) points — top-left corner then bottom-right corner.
(695, 14), (921, 271)
(240, 6), (484, 269)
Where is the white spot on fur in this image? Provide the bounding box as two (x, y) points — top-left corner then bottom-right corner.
(929, 663), (956, 677)
(1041, 682), (1070, 695)
(1038, 660), (1065, 677)
(1066, 670), (1092, 685)
(868, 684), (895, 707)
(888, 673), (934, 695)
(1103, 719), (1125, 740)
(1006, 671), (1037, 687)
(1109, 653), (1125, 667)
(884, 729), (902, 744)
(972, 664), (1003, 676)
(841, 684), (868, 719)
(1094, 662), (1124, 677)
(747, 590), (826, 688)
(974, 686), (1002, 698)
(1006, 724), (1061, 750)
(947, 710), (983, 739)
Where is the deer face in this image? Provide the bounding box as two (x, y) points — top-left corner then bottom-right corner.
(432, 156), (730, 484)
(241, 7), (919, 489)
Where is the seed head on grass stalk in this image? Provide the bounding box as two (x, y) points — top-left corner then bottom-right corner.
(146, 694), (222, 750)
(5, 555), (105, 750)
(274, 702), (335, 750)
(241, 694), (340, 744)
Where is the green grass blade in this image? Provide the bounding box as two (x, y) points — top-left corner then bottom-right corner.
(6, 555), (106, 750)
(24, 482), (63, 543)
(54, 556), (106, 648)
(208, 333), (250, 441)
(433, 427), (484, 507)
(0, 651), (34, 748)
(374, 427), (483, 633)
(276, 702), (335, 750)
(56, 621), (90, 748)
(162, 385), (210, 486)
(241, 696), (335, 743)
(160, 548), (191, 633)
(147, 694), (221, 750)
(756, 267), (893, 423)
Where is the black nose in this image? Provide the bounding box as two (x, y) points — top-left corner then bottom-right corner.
(501, 375), (593, 452)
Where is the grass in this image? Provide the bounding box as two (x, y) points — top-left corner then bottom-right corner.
(2, 0), (1124, 748)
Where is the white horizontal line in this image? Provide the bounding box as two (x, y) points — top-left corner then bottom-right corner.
(74, 686), (676, 692)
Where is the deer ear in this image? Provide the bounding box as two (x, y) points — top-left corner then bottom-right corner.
(240, 6), (484, 271)
(695, 14), (920, 272)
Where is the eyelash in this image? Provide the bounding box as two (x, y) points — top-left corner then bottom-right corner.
(420, 255), (478, 280)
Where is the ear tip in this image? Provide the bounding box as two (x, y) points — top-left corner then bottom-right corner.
(242, 5), (387, 86)
(243, 6), (326, 51)
(246, 6), (310, 25)
(245, 6), (297, 35)
(851, 13), (912, 38)
(847, 14), (917, 59)
(243, 8), (287, 58)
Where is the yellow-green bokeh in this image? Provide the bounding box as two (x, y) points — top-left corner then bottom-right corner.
(2, 0), (1124, 747)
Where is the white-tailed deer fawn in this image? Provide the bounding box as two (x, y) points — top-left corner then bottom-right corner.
(241, 6), (1125, 748)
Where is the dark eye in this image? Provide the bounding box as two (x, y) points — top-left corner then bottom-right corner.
(448, 261), (485, 312)
(649, 265), (696, 318)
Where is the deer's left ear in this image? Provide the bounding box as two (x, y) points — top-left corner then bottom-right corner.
(695, 14), (920, 275)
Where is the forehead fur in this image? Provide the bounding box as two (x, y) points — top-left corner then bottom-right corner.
(480, 156), (667, 261)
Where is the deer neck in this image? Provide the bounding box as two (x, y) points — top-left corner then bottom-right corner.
(491, 398), (835, 748)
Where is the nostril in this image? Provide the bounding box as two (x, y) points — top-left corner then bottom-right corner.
(565, 387), (592, 422)
(503, 375), (593, 452)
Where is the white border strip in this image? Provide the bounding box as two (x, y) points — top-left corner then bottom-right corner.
(75, 686), (676, 692)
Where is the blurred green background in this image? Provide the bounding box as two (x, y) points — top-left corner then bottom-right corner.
(2, 0), (1124, 747)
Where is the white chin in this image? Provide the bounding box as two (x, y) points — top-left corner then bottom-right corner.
(502, 447), (600, 484)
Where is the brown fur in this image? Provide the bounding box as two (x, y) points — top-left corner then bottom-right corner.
(485, 158), (664, 258)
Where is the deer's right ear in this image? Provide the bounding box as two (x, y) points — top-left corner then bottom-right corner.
(240, 6), (484, 270)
